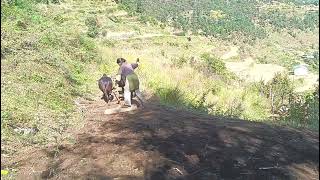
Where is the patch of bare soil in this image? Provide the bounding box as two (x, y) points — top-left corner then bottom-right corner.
(225, 57), (287, 83)
(9, 98), (319, 180)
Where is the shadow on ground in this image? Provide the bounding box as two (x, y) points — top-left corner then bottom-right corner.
(15, 98), (319, 180)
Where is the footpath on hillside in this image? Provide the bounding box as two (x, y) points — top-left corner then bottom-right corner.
(6, 96), (319, 180)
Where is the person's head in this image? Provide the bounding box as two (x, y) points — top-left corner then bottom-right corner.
(116, 58), (126, 66)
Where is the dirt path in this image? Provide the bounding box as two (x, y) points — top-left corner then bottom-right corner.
(12, 97), (319, 180)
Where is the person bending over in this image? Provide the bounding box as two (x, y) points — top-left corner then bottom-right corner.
(116, 57), (144, 107)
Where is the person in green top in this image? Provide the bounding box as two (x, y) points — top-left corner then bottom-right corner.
(117, 57), (144, 107)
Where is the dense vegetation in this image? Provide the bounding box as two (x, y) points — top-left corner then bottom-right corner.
(252, 73), (319, 129)
(259, 8), (319, 31)
(120, 0), (319, 42)
(283, 0), (319, 5)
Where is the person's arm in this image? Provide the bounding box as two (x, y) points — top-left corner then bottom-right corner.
(115, 66), (123, 85)
(131, 63), (138, 69)
(131, 58), (140, 69)
(117, 66), (123, 75)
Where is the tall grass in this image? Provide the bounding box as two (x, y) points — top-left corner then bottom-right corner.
(138, 49), (318, 130)
(135, 51), (270, 120)
(1, 0), (106, 154)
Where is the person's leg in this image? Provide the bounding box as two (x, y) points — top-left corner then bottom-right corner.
(123, 78), (131, 106)
(135, 89), (144, 107)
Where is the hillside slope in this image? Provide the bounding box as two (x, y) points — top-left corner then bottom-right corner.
(1, 0), (319, 178)
(11, 99), (319, 180)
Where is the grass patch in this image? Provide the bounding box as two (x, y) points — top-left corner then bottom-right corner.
(1, 1), (104, 156)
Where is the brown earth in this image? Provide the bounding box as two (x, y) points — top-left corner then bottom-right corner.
(8, 97), (319, 180)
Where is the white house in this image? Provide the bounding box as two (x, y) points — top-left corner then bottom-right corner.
(293, 64), (309, 76)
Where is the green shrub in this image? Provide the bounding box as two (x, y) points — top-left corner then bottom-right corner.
(303, 51), (319, 72)
(284, 87), (319, 130)
(200, 53), (227, 75)
(257, 72), (294, 113)
(171, 56), (188, 68)
(87, 27), (98, 38)
(78, 35), (98, 62)
(79, 35), (96, 51)
(85, 16), (99, 38)
(251, 74), (318, 130)
(156, 86), (185, 106)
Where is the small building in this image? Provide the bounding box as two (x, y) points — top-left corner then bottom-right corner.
(293, 64), (309, 76)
